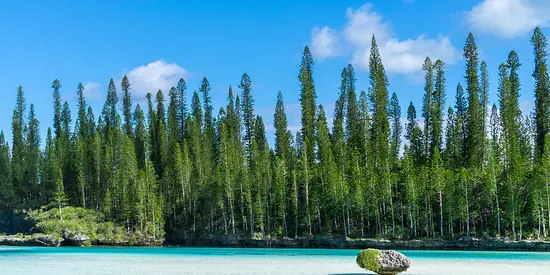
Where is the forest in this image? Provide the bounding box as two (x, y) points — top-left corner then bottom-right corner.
(1, 27), (550, 244)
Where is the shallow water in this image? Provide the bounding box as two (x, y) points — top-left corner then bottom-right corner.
(1, 246), (549, 275)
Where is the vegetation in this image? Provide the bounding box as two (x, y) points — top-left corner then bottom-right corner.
(2, 28), (550, 244)
(356, 249), (381, 273)
(24, 206), (147, 245)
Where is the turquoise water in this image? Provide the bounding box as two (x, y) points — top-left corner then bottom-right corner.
(1, 246), (549, 274)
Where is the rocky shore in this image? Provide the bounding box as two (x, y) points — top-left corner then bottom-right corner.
(3, 233), (550, 251)
(173, 236), (550, 251)
(0, 234), (62, 247)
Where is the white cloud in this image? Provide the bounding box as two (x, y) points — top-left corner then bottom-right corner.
(520, 99), (535, 116)
(126, 60), (188, 101)
(343, 4), (392, 47)
(83, 82), (103, 101)
(311, 26), (339, 59)
(465, 0), (550, 38)
(311, 3), (460, 75)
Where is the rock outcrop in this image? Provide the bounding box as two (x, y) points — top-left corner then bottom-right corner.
(62, 229), (90, 246)
(0, 234), (62, 247)
(356, 248), (411, 275)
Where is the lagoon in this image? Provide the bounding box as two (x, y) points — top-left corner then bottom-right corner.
(1, 246), (549, 275)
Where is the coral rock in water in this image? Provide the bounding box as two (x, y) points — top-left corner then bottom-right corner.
(356, 248), (411, 275)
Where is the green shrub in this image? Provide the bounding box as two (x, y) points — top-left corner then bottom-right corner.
(20, 206), (164, 245)
(24, 206), (129, 244)
(272, 226), (283, 238)
(356, 249), (381, 273)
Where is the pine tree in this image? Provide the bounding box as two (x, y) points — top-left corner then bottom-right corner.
(53, 164), (68, 221)
(299, 46), (317, 165)
(76, 83), (88, 140)
(273, 157), (288, 236)
(405, 103), (424, 166)
(455, 83), (468, 167)
(200, 77), (213, 133)
(498, 58), (523, 239)
(218, 121), (235, 234)
(12, 85), (26, 205)
(299, 139), (311, 235)
(274, 91), (292, 165)
(431, 148), (444, 237)
(487, 107), (502, 235)
(121, 75), (133, 136)
(89, 130), (102, 210)
(156, 90), (167, 177)
(86, 106), (96, 140)
(200, 79), (216, 206)
(189, 91), (203, 233)
(346, 64), (360, 150)
(177, 78), (187, 142)
(541, 134), (550, 235)
(444, 107), (459, 169)
(532, 27), (550, 160)
(191, 91), (202, 131)
(369, 35), (391, 234)
(156, 90), (166, 130)
(0, 132), (13, 213)
(102, 79), (118, 134)
(358, 90), (370, 160)
(402, 145), (418, 236)
(118, 136), (138, 227)
(60, 101), (77, 204)
(157, 119), (168, 180)
(240, 73), (254, 156)
(254, 116), (266, 151)
(480, 61), (489, 144)
(333, 67), (349, 237)
(422, 57), (434, 159)
(146, 93), (159, 176)
(133, 104), (147, 170)
(168, 87), (180, 150)
(25, 104), (40, 206)
(431, 60), (446, 156)
(388, 92), (401, 164)
(316, 105), (338, 234)
(75, 134), (87, 207)
(508, 51), (522, 125)
(464, 33), (483, 168)
(52, 79), (62, 140)
(41, 129), (57, 204)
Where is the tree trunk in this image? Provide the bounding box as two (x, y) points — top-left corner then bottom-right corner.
(305, 174), (311, 235)
(492, 159), (501, 235)
(340, 174), (347, 238)
(223, 200), (228, 235)
(412, 177), (417, 237)
(240, 180), (246, 234)
(439, 190), (444, 237)
(464, 178), (470, 237)
(545, 166), (550, 237)
(230, 196), (235, 234)
(294, 176), (299, 238)
(390, 187), (395, 238)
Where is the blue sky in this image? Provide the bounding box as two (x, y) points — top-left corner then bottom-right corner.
(1, 0), (549, 145)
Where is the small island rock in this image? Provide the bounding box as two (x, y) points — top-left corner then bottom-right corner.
(356, 248), (411, 275)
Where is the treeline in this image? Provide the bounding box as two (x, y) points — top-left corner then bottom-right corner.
(2, 28), (550, 242)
